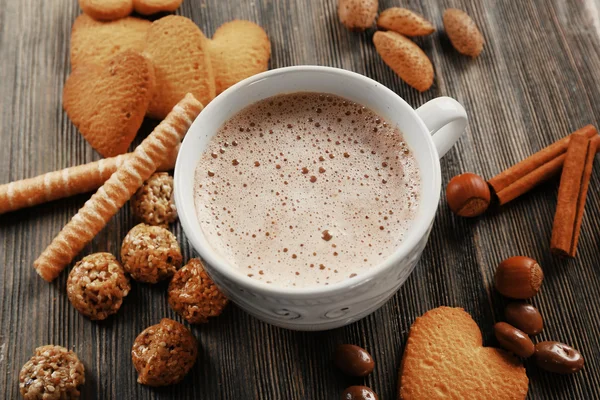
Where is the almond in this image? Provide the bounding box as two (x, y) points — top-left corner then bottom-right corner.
(443, 8), (484, 58)
(373, 31), (433, 92)
(377, 7), (435, 36)
(338, 0), (378, 31)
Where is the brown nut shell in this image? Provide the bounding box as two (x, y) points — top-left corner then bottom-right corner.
(494, 322), (535, 358)
(443, 8), (484, 57)
(446, 173), (490, 217)
(505, 302), (543, 335)
(377, 8), (435, 37)
(373, 31), (434, 92)
(494, 256), (543, 299)
(338, 0), (378, 31)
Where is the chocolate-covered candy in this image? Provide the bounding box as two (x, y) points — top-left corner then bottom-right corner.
(333, 344), (375, 377)
(494, 322), (535, 358)
(341, 386), (378, 400)
(535, 341), (584, 374)
(505, 302), (543, 335)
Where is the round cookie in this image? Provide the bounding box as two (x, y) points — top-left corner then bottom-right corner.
(133, 0), (183, 15)
(63, 50), (155, 157)
(209, 20), (271, 94)
(130, 172), (177, 226)
(78, 0), (133, 21)
(168, 258), (228, 324)
(144, 15), (215, 119)
(131, 318), (197, 386)
(70, 14), (150, 70)
(120, 223), (182, 283)
(67, 253), (131, 320)
(19, 345), (85, 399)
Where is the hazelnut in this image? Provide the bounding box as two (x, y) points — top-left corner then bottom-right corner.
(446, 173), (490, 217)
(494, 256), (543, 299)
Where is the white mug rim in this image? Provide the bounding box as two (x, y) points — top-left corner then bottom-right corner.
(174, 65), (441, 298)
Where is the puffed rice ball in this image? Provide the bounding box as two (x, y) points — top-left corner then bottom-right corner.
(19, 345), (85, 399)
(130, 173), (177, 226)
(131, 318), (197, 386)
(121, 224), (182, 283)
(67, 253), (130, 320)
(168, 258), (228, 324)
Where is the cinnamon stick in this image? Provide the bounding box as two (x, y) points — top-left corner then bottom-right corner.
(550, 134), (599, 257)
(0, 145), (180, 215)
(488, 125), (597, 205)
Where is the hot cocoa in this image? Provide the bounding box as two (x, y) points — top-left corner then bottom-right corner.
(194, 92), (420, 288)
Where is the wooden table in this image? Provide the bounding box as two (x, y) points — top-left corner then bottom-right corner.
(2, 0), (600, 398)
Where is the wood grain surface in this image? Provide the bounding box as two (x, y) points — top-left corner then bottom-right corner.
(1, 0), (600, 398)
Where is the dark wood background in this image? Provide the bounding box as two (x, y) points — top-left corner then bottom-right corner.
(2, 0), (600, 398)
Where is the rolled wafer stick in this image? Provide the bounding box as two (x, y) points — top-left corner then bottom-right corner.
(0, 145), (180, 215)
(34, 94), (202, 281)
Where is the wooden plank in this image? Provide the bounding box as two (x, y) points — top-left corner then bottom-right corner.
(1, 0), (600, 398)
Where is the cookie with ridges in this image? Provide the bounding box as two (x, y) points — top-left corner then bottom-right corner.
(144, 15), (215, 119)
(70, 14), (150, 69)
(133, 0), (183, 15)
(63, 50), (155, 157)
(399, 307), (528, 400)
(78, 0), (133, 21)
(208, 20), (271, 94)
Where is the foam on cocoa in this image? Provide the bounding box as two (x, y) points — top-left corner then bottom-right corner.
(194, 92), (420, 288)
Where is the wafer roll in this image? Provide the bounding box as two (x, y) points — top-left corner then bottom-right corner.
(0, 145), (180, 215)
(34, 94), (202, 281)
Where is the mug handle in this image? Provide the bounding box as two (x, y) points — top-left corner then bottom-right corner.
(415, 97), (468, 158)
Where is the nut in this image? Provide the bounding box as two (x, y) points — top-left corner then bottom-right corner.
(377, 8), (435, 37)
(443, 8), (484, 58)
(535, 341), (584, 374)
(494, 322), (535, 358)
(342, 385), (379, 400)
(373, 31), (434, 92)
(505, 302), (543, 336)
(446, 173), (490, 217)
(333, 344), (375, 377)
(338, 0), (378, 31)
(494, 256), (543, 299)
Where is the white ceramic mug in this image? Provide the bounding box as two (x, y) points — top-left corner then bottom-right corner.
(174, 66), (467, 331)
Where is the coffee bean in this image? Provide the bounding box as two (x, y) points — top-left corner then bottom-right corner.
(535, 341), (584, 374)
(333, 344), (374, 377)
(494, 322), (535, 358)
(505, 302), (543, 335)
(341, 386), (378, 400)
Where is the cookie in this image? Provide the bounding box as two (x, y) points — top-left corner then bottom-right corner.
(144, 15), (215, 119)
(78, 0), (133, 21)
(399, 307), (528, 400)
(209, 20), (271, 94)
(133, 0), (183, 15)
(70, 14), (150, 70)
(63, 50), (155, 157)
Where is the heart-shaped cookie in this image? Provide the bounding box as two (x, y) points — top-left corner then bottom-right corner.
(70, 14), (150, 70)
(63, 50), (155, 157)
(144, 15), (215, 119)
(399, 307), (528, 400)
(208, 20), (271, 94)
